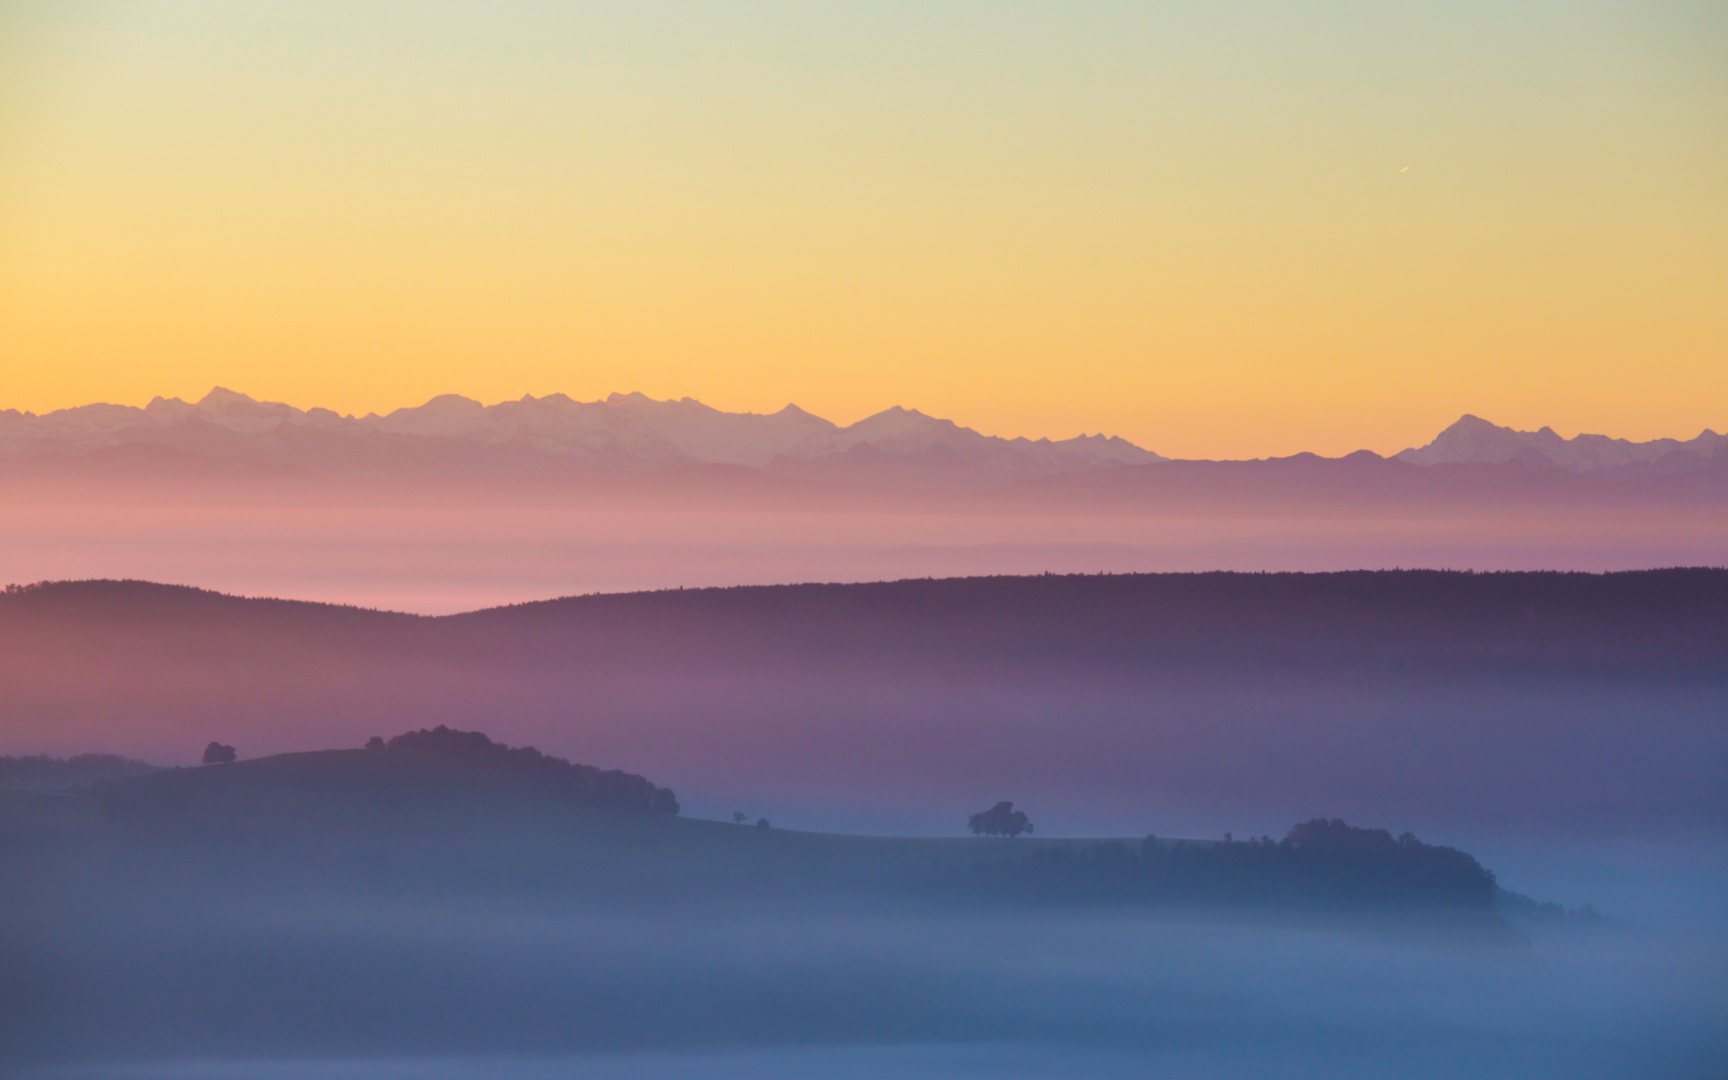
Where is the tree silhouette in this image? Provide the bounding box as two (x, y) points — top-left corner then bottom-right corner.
(968, 801), (1033, 837)
(202, 742), (236, 765)
(733, 811), (748, 824)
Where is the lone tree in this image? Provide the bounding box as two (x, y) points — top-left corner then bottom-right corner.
(733, 811), (748, 824)
(202, 742), (237, 765)
(969, 801), (1033, 837)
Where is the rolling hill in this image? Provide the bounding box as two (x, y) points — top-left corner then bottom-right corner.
(2, 570), (1724, 838)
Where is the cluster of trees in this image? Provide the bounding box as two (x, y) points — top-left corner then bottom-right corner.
(981, 819), (1497, 910)
(373, 726), (680, 816)
(0, 753), (159, 787)
(202, 743), (237, 765)
(969, 801), (1034, 837)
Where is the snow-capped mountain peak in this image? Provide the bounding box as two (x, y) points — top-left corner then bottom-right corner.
(1398, 415), (1727, 471)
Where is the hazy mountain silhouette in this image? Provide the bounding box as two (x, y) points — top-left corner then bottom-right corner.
(765, 405), (1163, 486)
(1398, 414), (1728, 471)
(8, 389), (1728, 502)
(13, 385), (1728, 476)
(0, 388), (1163, 485)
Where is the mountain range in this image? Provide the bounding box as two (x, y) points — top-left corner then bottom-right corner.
(1399, 413), (1728, 472)
(3, 389), (1722, 486)
(0, 388), (1161, 485)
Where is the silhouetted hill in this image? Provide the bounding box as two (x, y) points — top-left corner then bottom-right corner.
(0, 731), (1650, 1077)
(2, 571), (1726, 835)
(14, 565), (1722, 674)
(5, 725), (1518, 922)
(991, 820), (1499, 912)
(99, 725), (679, 822)
(454, 567), (1728, 675)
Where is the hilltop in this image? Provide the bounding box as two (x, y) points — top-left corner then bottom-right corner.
(4, 725), (1528, 923)
(98, 725), (680, 821)
(2, 722), (1609, 1070)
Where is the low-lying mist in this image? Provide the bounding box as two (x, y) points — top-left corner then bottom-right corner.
(5, 569), (1725, 1078)
(6, 467), (1725, 613)
(9, 886), (1724, 1079)
(4, 732), (1725, 1080)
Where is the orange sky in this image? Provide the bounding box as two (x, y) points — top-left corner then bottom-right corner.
(2, 1), (1724, 458)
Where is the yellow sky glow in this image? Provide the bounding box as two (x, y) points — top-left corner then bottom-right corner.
(2, 1), (1724, 457)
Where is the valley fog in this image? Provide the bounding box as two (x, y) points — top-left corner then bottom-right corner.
(9, 864), (1725, 1080)
(5, 570), (1724, 1078)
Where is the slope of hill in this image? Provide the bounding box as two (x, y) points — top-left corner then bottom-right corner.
(4, 722), (1591, 1071)
(5, 724), (1515, 919)
(1, 571), (1723, 838)
(98, 724), (679, 821)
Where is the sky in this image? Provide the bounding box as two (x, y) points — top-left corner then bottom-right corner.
(1, 0), (1723, 459)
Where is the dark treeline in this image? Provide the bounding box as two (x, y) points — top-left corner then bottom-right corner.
(0, 752), (159, 787)
(10, 568), (1728, 680)
(88, 742), (1507, 917)
(469, 567), (1728, 676)
(969, 819), (1498, 911)
(0, 730), (1575, 932)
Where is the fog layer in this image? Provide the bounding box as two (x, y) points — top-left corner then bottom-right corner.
(9, 895), (1725, 1078)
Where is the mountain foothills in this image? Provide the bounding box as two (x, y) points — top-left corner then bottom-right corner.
(0, 721), (1544, 923)
(3, 570), (1725, 836)
(2, 388), (1724, 485)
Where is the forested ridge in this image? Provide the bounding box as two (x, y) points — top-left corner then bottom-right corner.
(1, 728), (1529, 923)
(3, 570), (1724, 837)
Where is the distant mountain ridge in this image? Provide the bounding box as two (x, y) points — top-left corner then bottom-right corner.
(1397, 414), (1728, 471)
(3, 389), (1723, 485)
(0, 388), (1163, 485)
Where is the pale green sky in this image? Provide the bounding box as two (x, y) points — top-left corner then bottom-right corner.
(3, 1), (1723, 456)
